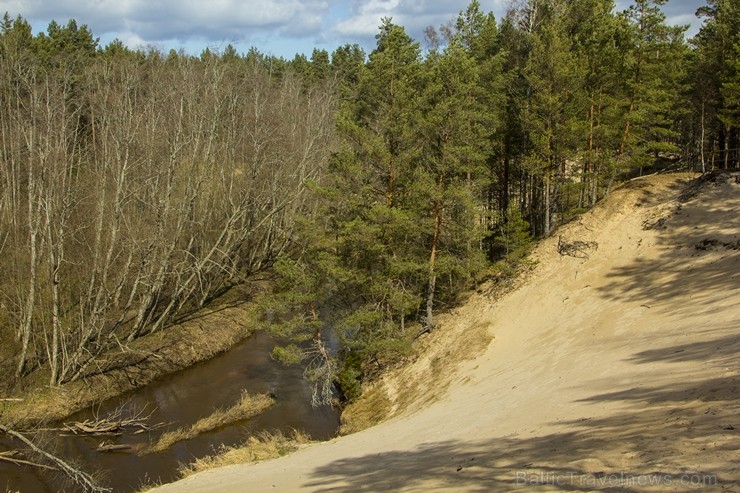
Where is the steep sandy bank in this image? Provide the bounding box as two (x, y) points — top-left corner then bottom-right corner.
(153, 172), (739, 492)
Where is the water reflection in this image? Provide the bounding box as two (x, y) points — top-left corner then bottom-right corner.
(0, 331), (339, 492)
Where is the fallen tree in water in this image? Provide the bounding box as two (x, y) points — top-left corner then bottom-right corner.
(63, 402), (165, 437)
(0, 424), (110, 492)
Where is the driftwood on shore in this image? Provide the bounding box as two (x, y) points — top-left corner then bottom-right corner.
(557, 235), (599, 259)
(66, 420), (122, 435)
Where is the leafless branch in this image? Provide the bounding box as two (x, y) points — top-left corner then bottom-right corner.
(0, 424), (111, 492)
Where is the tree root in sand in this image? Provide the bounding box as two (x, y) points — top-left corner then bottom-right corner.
(557, 236), (599, 259)
(695, 238), (740, 251)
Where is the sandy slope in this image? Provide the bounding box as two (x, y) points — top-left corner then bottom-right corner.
(153, 173), (739, 492)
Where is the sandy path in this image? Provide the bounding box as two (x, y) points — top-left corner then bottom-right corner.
(153, 173), (739, 492)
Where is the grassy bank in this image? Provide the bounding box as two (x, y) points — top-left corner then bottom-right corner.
(1, 285), (266, 428)
(178, 430), (310, 477)
(142, 391), (275, 454)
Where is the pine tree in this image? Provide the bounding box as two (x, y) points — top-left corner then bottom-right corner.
(720, 36), (740, 131)
(494, 202), (532, 259)
(309, 48), (331, 82)
(567, 0), (623, 204)
(522, 0), (585, 235)
(495, 15), (532, 243)
(453, 2), (508, 259)
(326, 19), (425, 342)
(614, 0), (688, 179)
(330, 43), (365, 101)
(265, 19), (425, 401)
(416, 38), (490, 329)
(692, 0), (740, 169)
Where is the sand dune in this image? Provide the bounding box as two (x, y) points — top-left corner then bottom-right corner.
(153, 172), (739, 492)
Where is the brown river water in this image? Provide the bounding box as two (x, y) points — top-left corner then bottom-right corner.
(0, 331), (340, 492)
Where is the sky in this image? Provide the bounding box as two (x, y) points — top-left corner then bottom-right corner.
(3, 0), (708, 59)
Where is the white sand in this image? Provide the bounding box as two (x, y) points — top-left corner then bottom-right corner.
(153, 173), (739, 492)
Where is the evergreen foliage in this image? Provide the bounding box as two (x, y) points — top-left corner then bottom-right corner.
(690, 0), (740, 168)
(1, 0), (728, 402)
(494, 204), (533, 260)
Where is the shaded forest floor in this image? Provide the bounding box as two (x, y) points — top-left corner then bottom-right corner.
(151, 172), (739, 492)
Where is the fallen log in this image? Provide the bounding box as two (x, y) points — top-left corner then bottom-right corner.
(95, 442), (132, 453)
(66, 420), (121, 435)
(0, 424), (111, 492)
(0, 450), (55, 470)
(62, 402), (164, 437)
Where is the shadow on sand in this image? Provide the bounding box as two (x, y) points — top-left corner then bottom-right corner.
(303, 176), (739, 491)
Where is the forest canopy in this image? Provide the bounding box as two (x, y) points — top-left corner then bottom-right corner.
(0, 0), (738, 400)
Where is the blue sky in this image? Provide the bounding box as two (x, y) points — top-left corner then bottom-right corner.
(3, 0), (707, 59)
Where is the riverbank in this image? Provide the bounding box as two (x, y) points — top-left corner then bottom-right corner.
(2, 309), (341, 493)
(1, 284), (265, 428)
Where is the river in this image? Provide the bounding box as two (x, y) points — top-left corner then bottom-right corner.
(0, 331), (340, 492)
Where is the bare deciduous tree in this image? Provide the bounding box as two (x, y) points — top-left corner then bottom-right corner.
(0, 43), (335, 386)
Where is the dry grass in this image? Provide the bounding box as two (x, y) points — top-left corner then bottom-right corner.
(133, 477), (163, 493)
(339, 385), (393, 435)
(142, 391), (275, 455)
(339, 314), (493, 435)
(178, 429), (311, 477)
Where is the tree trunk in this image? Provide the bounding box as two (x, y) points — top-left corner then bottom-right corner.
(586, 96), (595, 206)
(17, 131), (43, 378)
(544, 171), (551, 236)
(700, 99), (706, 173)
(425, 204), (442, 331)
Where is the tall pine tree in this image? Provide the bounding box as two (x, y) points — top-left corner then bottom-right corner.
(614, 0), (688, 180)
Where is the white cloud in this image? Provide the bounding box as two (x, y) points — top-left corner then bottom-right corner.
(115, 29), (147, 50)
(331, 0), (481, 43)
(665, 13), (696, 27)
(6, 0), (331, 45)
(332, 0), (404, 38)
(334, 14), (385, 38)
(4, 0), (705, 56)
